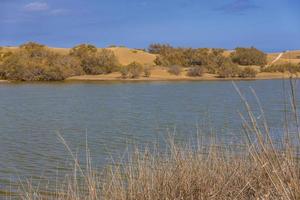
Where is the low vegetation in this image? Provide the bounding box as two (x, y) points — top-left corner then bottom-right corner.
(0, 42), (296, 81)
(143, 66), (152, 77)
(0, 42), (120, 81)
(230, 47), (267, 66)
(150, 44), (226, 71)
(187, 65), (205, 77)
(261, 63), (300, 74)
(167, 65), (182, 76)
(69, 44), (119, 75)
(0, 42), (83, 81)
(238, 67), (258, 78)
(149, 44), (265, 79)
(120, 62), (144, 79)
(216, 58), (240, 78)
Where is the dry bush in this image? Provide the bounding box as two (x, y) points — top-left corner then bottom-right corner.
(120, 62), (144, 79)
(70, 44), (119, 75)
(120, 66), (130, 79)
(128, 62), (143, 78)
(231, 47), (267, 66)
(0, 42), (83, 81)
(187, 65), (205, 77)
(168, 65), (182, 75)
(238, 67), (257, 78)
(217, 59), (240, 78)
(143, 66), (152, 77)
(149, 44), (225, 71)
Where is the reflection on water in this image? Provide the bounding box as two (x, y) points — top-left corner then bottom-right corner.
(0, 80), (298, 194)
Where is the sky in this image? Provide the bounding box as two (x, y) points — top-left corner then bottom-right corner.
(0, 0), (299, 52)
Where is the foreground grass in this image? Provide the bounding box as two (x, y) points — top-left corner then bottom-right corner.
(20, 81), (300, 200)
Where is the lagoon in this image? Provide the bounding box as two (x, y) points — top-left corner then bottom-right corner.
(0, 80), (297, 195)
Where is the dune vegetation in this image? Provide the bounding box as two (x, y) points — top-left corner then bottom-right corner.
(0, 42), (300, 81)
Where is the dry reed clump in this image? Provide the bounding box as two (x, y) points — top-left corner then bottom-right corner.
(20, 80), (300, 200)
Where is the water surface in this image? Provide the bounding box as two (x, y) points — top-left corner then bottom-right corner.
(0, 80), (298, 194)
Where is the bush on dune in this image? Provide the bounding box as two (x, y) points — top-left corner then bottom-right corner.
(0, 42), (121, 81)
(0, 42), (83, 81)
(143, 66), (152, 77)
(151, 44), (219, 69)
(149, 44), (267, 78)
(238, 67), (258, 78)
(230, 47), (267, 66)
(167, 65), (182, 75)
(205, 48), (227, 73)
(128, 62), (144, 78)
(120, 62), (144, 79)
(216, 58), (240, 78)
(187, 65), (205, 77)
(70, 44), (119, 75)
(148, 43), (173, 54)
(0, 47), (12, 61)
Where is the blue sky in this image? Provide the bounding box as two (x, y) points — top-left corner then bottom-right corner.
(0, 0), (299, 52)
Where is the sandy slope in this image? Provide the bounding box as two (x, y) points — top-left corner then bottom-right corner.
(107, 47), (156, 65)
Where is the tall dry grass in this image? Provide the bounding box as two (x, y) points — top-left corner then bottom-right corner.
(19, 80), (300, 200)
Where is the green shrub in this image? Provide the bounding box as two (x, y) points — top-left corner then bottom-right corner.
(187, 66), (205, 77)
(128, 62), (143, 78)
(120, 62), (144, 79)
(230, 47), (267, 66)
(0, 42), (83, 81)
(148, 43), (173, 54)
(149, 44), (228, 75)
(143, 66), (152, 77)
(206, 49), (226, 73)
(238, 67), (257, 78)
(120, 66), (130, 79)
(70, 44), (119, 75)
(168, 65), (182, 76)
(96, 49), (120, 74)
(217, 59), (240, 78)
(0, 48), (13, 64)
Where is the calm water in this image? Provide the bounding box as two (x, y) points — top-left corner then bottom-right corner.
(0, 80), (298, 195)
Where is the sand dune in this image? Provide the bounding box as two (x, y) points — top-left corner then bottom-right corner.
(106, 47), (156, 65)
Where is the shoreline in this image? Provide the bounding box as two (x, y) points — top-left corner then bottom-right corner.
(66, 72), (299, 82)
(0, 72), (298, 83)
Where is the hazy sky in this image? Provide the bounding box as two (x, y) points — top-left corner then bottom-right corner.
(1, 0), (299, 52)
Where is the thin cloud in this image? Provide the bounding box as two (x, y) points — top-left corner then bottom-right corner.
(23, 2), (49, 12)
(1, 19), (20, 24)
(49, 9), (69, 16)
(21, 2), (69, 16)
(216, 0), (259, 14)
